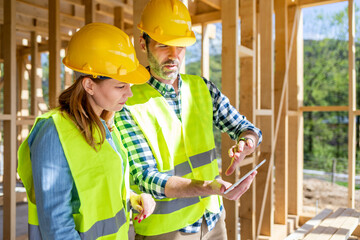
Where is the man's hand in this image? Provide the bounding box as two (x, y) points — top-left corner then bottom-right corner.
(209, 174), (257, 201)
(130, 193), (156, 223)
(225, 137), (255, 176)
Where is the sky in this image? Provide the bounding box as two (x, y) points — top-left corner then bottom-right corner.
(302, 0), (360, 41)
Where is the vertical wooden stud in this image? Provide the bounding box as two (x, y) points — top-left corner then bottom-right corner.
(48, 0), (61, 109)
(3, 0), (16, 239)
(274, 0), (288, 225)
(221, 0), (240, 239)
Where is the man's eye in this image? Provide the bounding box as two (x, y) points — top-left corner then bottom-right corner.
(116, 86), (125, 89)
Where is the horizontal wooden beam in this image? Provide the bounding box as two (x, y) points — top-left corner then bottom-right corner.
(298, 0), (346, 8)
(192, 11), (221, 25)
(198, 0), (220, 10)
(299, 105), (348, 112)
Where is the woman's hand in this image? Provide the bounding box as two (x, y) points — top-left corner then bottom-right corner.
(130, 192), (156, 223)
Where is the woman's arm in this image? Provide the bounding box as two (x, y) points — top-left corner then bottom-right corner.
(29, 118), (81, 240)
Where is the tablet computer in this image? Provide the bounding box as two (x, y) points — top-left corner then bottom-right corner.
(224, 159), (266, 194)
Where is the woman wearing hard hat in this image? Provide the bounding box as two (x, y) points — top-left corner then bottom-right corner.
(17, 22), (155, 240)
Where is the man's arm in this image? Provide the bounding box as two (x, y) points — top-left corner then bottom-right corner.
(205, 78), (262, 175)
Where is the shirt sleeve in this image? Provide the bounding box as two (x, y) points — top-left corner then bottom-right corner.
(204, 78), (263, 144)
(114, 108), (171, 199)
(28, 118), (81, 240)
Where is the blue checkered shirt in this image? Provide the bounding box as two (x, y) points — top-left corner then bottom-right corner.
(114, 74), (262, 233)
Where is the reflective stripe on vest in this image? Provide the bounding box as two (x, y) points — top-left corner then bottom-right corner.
(18, 110), (130, 239)
(125, 74), (222, 235)
(28, 208), (127, 240)
(165, 148), (217, 176)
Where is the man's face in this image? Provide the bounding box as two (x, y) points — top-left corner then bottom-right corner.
(144, 38), (186, 82)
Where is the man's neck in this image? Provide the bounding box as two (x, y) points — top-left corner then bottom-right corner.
(150, 71), (179, 94)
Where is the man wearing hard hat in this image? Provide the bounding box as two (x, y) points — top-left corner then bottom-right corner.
(114, 0), (262, 239)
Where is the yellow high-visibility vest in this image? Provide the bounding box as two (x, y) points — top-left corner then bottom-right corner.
(126, 74), (222, 236)
(18, 110), (130, 239)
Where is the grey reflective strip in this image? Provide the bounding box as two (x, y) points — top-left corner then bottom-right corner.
(189, 148), (217, 169)
(173, 161), (192, 176)
(164, 148), (217, 177)
(79, 208), (126, 240)
(153, 197), (200, 214)
(29, 224), (42, 240)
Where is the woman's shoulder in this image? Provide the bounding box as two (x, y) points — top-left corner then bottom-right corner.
(28, 117), (58, 147)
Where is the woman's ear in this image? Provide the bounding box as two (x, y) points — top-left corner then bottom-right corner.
(82, 77), (95, 95)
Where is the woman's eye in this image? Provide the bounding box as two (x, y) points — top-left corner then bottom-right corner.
(116, 86), (125, 89)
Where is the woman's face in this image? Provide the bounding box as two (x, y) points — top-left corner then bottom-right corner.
(83, 77), (133, 116)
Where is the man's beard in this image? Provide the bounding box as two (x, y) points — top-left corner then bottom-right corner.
(148, 50), (180, 81)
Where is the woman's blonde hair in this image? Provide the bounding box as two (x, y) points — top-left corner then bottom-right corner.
(58, 76), (113, 151)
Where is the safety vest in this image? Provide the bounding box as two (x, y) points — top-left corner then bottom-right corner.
(18, 110), (130, 240)
(126, 74), (222, 236)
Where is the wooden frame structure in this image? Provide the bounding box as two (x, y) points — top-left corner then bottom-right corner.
(0, 0), (358, 239)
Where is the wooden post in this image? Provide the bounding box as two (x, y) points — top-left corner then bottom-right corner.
(48, 0), (61, 109)
(85, 0), (96, 24)
(114, 7), (125, 30)
(348, 0), (356, 208)
(31, 31), (40, 115)
(201, 23), (210, 79)
(221, 0), (239, 239)
(287, 5), (303, 216)
(239, 0), (256, 239)
(3, 0), (16, 239)
(256, 0), (274, 237)
(274, 0), (288, 225)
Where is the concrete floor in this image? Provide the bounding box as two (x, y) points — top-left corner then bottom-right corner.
(0, 203), (136, 240)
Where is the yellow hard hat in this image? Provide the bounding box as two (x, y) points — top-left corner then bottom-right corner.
(63, 22), (149, 84)
(138, 0), (196, 47)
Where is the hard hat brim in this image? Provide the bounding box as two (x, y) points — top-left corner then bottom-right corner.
(140, 27), (196, 47)
(115, 64), (150, 85)
(64, 58), (150, 85)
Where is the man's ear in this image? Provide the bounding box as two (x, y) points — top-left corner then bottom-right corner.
(139, 37), (147, 52)
(82, 77), (95, 95)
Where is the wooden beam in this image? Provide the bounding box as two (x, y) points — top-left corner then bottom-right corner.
(347, 0), (356, 209)
(299, 106), (348, 112)
(239, 1), (256, 239)
(85, 0), (96, 24)
(257, 0), (274, 237)
(48, 0), (61, 108)
(298, 0), (346, 8)
(221, 0), (239, 239)
(201, 23), (210, 79)
(274, 0), (288, 225)
(191, 11), (220, 25)
(3, 0), (17, 239)
(114, 6), (125, 30)
(287, 5), (303, 217)
(198, 0), (220, 10)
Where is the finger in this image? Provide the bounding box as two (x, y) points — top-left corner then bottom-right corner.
(225, 158), (237, 176)
(236, 141), (245, 152)
(228, 146), (235, 158)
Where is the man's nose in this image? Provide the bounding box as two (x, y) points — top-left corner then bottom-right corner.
(168, 46), (178, 59)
